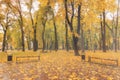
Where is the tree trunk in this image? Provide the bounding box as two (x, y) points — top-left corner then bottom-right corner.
(118, 37), (120, 50)
(27, 40), (31, 50)
(49, 38), (53, 51)
(86, 40), (88, 50)
(20, 23), (25, 51)
(77, 4), (81, 36)
(64, 0), (79, 56)
(115, 0), (119, 52)
(27, 31), (31, 50)
(72, 34), (80, 55)
(2, 30), (7, 52)
(1, 11), (9, 52)
(33, 28), (38, 51)
(62, 41), (65, 49)
(100, 14), (103, 51)
(81, 28), (85, 53)
(101, 11), (106, 52)
(53, 15), (58, 51)
(46, 41), (48, 50)
(42, 24), (45, 52)
(88, 30), (92, 50)
(77, 4), (82, 52)
(99, 38), (102, 50)
(65, 20), (69, 51)
(103, 11), (106, 52)
(100, 13), (106, 52)
(28, 0), (38, 51)
(18, 0), (25, 51)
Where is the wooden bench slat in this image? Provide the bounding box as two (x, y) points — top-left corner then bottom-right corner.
(88, 56), (118, 66)
(16, 56), (40, 63)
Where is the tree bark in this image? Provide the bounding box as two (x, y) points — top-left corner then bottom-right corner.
(21, 26), (25, 51)
(62, 41), (65, 49)
(72, 34), (80, 55)
(53, 14), (58, 51)
(33, 28), (38, 51)
(64, 0), (80, 56)
(78, 4), (83, 53)
(27, 31), (31, 50)
(27, 37), (31, 50)
(100, 11), (106, 52)
(19, 15), (25, 51)
(65, 20), (69, 51)
(115, 0), (119, 52)
(1, 12), (9, 52)
(77, 4), (81, 36)
(2, 30), (7, 52)
(49, 38), (53, 51)
(42, 23), (46, 52)
(18, 0), (25, 51)
(29, 0), (38, 51)
(81, 28), (85, 53)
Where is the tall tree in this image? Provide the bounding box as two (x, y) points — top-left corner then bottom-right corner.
(115, 0), (120, 52)
(41, 14), (47, 52)
(17, 0), (25, 51)
(0, 12), (9, 52)
(0, 1), (13, 52)
(77, 4), (84, 53)
(102, 11), (106, 52)
(64, 0), (80, 56)
(48, 0), (58, 51)
(26, 0), (39, 51)
(8, 0), (25, 51)
(65, 19), (69, 51)
(52, 12), (58, 51)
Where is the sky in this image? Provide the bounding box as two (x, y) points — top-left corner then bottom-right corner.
(21, 0), (39, 13)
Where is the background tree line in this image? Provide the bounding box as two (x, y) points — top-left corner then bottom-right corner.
(0, 0), (119, 56)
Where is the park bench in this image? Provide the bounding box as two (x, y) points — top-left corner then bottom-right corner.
(16, 56), (40, 63)
(88, 56), (118, 66)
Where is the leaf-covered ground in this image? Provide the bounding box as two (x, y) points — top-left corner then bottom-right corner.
(0, 51), (120, 80)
